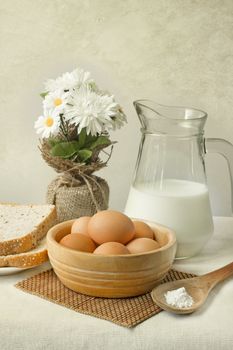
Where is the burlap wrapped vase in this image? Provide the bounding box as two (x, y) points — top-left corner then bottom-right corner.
(46, 174), (109, 222)
(40, 141), (110, 223)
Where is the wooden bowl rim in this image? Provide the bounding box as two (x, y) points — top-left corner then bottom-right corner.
(47, 218), (176, 258)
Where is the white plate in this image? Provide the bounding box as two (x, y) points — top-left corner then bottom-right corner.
(0, 266), (32, 276)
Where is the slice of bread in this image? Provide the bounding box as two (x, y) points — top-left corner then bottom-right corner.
(0, 203), (56, 256)
(0, 237), (48, 267)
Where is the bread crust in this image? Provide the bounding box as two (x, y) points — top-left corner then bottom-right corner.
(0, 242), (48, 267)
(0, 204), (56, 256)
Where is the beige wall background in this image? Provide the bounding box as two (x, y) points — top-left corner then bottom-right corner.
(0, 0), (233, 215)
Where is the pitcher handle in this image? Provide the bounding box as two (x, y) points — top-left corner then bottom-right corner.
(205, 138), (233, 214)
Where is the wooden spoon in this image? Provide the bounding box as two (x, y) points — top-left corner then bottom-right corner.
(151, 262), (233, 314)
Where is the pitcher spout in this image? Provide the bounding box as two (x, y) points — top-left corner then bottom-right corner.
(133, 100), (207, 136)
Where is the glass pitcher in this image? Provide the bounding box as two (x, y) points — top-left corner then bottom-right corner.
(125, 100), (233, 259)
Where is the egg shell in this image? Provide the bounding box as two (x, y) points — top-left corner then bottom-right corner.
(71, 216), (91, 236)
(88, 210), (135, 245)
(60, 233), (96, 253)
(94, 242), (130, 255)
(126, 237), (160, 254)
(133, 220), (155, 239)
(155, 231), (168, 248)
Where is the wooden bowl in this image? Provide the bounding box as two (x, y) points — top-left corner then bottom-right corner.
(47, 219), (177, 298)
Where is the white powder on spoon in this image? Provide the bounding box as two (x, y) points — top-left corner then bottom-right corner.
(164, 287), (194, 308)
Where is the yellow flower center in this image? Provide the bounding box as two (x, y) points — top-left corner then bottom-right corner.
(44, 117), (54, 127)
(54, 98), (62, 106)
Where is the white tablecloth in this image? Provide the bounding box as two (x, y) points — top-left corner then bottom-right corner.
(1, 217), (233, 350)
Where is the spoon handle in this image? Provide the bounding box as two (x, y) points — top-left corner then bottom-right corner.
(203, 261), (233, 289)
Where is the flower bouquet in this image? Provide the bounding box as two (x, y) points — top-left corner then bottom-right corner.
(35, 68), (126, 222)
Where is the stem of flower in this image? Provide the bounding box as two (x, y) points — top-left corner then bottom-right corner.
(59, 115), (69, 141)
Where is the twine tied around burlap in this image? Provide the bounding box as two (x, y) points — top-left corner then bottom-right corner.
(40, 141), (110, 222)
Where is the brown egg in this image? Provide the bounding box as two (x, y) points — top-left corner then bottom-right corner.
(155, 230), (168, 247)
(88, 210), (135, 245)
(60, 233), (96, 253)
(126, 238), (160, 254)
(94, 242), (130, 255)
(71, 216), (91, 236)
(133, 221), (155, 239)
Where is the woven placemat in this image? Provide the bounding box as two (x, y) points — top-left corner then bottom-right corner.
(15, 268), (195, 328)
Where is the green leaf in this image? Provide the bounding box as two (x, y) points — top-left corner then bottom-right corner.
(89, 136), (111, 150)
(50, 141), (80, 158)
(84, 134), (98, 147)
(78, 128), (87, 148)
(48, 138), (61, 147)
(40, 91), (49, 98)
(78, 149), (92, 162)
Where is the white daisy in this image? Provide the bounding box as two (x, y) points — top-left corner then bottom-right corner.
(34, 109), (60, 138)
(64, 87), (123, 135)
(43, 89), (69, 112)
(109, 109), (127, 130)
(44, 68), (94, 93)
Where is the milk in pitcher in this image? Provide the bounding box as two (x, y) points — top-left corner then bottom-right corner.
(125, 179), (214, 258)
